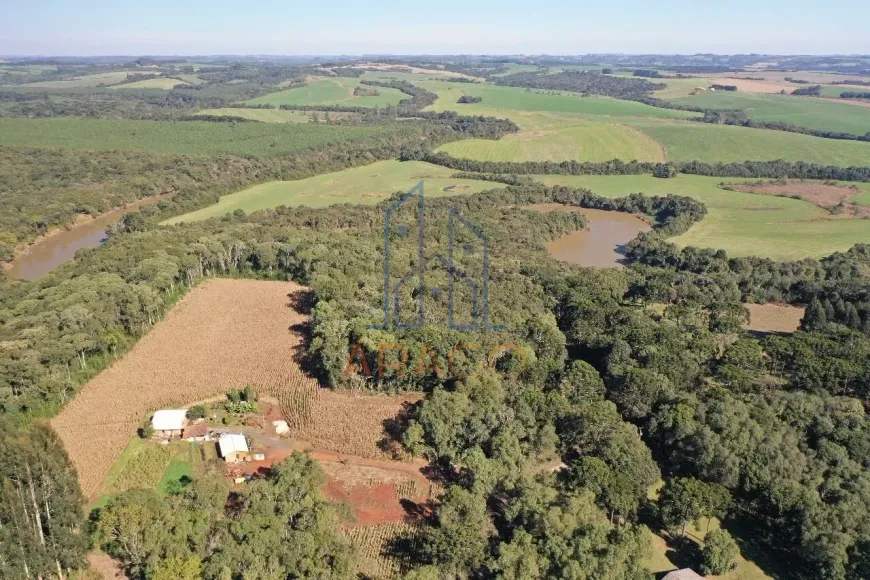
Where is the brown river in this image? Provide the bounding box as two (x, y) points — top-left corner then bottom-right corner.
(525, 204), (651, 268)
(7, 196), (166, 280)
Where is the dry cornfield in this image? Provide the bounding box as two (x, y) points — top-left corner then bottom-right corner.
(52, 278), (323, 496)
(344, 522), (423, 579)
(294, 390), (421, 460)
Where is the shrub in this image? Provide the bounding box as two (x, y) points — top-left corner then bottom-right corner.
(702, 529), (740, 575)
(186, 404), (207, 420)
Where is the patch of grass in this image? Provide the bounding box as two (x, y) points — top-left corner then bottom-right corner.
(164, 160), (502, 223)
(670, 91), (870, 134)
(111, 77), (188, 90)
(156, 447), (195, 494)
(536, 174), (870, 260)
(652, 77), (713, 99)
(106, 438), (175, 492)
(0, 117), (399, 157)
(195, 107), (311, 123)
(436, 118), (666, 162)
(645, 481), (771, 579)
(620, 116), (870, 166)
(245, 77), (408, 108)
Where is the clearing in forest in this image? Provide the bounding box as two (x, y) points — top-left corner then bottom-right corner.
(743, 303), (805, 334)
(244, 77), (408, 108)
(51, 279), (405, 497)
(163, 160), (501, 223)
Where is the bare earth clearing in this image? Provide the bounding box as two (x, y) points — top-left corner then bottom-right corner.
(720, 179), (870, 218)
(52, 279), (409, 497)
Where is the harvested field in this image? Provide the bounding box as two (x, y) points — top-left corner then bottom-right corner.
(721, 179), (870, 218)
(344, 522), (423, 579)
(721, 179), (862, 209)
(744, 303), (805, 334)
(299, 391), (421, 460)
(717, 78), (798, 93)
(52, 279), (324, 496)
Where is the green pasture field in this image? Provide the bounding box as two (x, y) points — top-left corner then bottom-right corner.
(179, 73), (204, 84)
(619, 117), (870, 166)
(22, 71), (133, 88)
(0, 64), (58, 76)
(245, 77), (408, 108)
(490, 63), (542, 76)
(436, 118), (666, 163)
(670, 91), (870, 134)
(535, 173), (870, 260)
(0, 117), (397, 157)
(418, 79), (697, 120)
(164, 160), (502, 223)
(652, 77), (713, 99)
(111, 77), (188, 90)
(195, 107), (311, 123)
(156, 445), (198, 494)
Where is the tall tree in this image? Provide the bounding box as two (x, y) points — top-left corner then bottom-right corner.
(0, 419), (89, 579)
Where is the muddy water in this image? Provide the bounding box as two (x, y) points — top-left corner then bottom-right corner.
(7, 196), (166, 280)
(525, 204), (651, 268)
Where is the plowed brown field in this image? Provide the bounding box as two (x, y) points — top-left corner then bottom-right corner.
(51, 278), (401, 497)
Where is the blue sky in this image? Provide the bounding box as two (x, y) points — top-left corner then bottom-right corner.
(2, 0), (868, 56)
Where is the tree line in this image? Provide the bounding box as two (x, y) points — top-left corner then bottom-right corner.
(419, 151), (870, 182)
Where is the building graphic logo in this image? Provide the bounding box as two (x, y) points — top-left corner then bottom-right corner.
(374, 181), (503, 331)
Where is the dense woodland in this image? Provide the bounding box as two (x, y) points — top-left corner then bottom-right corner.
(3, 56), (870, 580)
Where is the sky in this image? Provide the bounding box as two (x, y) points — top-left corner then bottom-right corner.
(2, 0), (868, 56)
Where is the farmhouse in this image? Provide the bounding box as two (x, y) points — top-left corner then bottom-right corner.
(218, 433), (250, 463)
(151, 409), (187, 437)
(183, 423), (210, 441)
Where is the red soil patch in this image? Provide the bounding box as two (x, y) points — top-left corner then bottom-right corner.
(325, 478), (410, 525)
(720, 179), (869, 217)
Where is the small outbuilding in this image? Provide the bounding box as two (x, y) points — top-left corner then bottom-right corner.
(151, 409), (187, 437)
(184, 423), (210, 441)
(218, 433), (250, 463)
(662, 569), (705, 580)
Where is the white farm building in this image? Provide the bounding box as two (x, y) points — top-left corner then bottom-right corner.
(151, 409), (187, 437)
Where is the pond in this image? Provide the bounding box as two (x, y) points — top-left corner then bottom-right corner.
(525, 204), (651, 268)
(7, 196), (166, 280)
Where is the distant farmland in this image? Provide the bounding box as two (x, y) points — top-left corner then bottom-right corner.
(621, 117), (870, 166)
(670, 91), (870, 134)
(537, 174), (870, 260)
(245, 77), (409, 108)
(417, 79), (697, 119)
(195, 107), (312, 123)
(0, 117), (401, 157)
(165, 160), (501, 222)
(436, 119), (666, 162)
(20, 71), (133, 88)
(110, 77), (188, 90)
